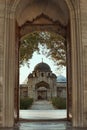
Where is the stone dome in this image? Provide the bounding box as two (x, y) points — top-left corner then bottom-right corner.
(57, 75), (66, 82)
(34, 62), (51, 72)
(28, 73), (33, 78)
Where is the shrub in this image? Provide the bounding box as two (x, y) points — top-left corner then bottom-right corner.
(20, 98), (33, 109)
(52, 97), (66, 109)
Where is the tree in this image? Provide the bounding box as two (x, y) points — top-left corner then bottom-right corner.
(19, 31), (66, 67)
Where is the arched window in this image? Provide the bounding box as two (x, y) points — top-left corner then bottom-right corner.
(48, 73), (50, 77)
(41, 73), (44, 77)
(35, 73), (37, 77)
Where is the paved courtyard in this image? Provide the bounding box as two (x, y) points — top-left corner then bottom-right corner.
(30, 100), (55, 110)
(0, 121), (87, 130)
(20, 110), (67, 120)
(2, 101), (84, 130)
(20, 101), (67, 120)
(0, 100), (87, 130)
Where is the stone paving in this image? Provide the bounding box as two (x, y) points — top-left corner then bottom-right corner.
(20, 101), (67, 120)
(0, 121), (87, 130)
(1, 101), (87, 130)
(30, 100), (55, 110)
(20, 110), (67, 120)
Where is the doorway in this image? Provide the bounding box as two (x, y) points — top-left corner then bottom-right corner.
(14, 0), (75, 126)
(18, 28), (68, 121)
(0, 0), (84, 128)
(38, 90), (47, 100)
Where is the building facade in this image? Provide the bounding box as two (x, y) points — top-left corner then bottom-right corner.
(20, 62), (66, 100)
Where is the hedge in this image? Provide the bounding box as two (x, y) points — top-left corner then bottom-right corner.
(52, 97), (66, 109)
(20, 98), (33, 109)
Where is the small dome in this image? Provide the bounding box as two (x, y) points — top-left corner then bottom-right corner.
(28, 73), (33, 78)
(34, 62), (51, 72)
(52, 73), (57, 79)
(57, 75), (66, 82)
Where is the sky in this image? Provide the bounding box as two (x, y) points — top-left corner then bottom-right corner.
(19, 51), (66, 84)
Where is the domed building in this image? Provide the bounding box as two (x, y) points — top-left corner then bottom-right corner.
(20, 62), (67, 100)
(28, 62), (57, 100)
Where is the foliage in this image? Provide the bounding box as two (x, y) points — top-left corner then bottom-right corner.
(20, 98), (33, 109)
(52, 97), (66, 109)
(20, 32), (66, 67)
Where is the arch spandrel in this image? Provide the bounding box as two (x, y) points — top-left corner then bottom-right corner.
(19, 14), (67, 39)
(14, 0), (69, 26)
(10, 0), (75, 13)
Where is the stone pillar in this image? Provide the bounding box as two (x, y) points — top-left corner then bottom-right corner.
(2, 6), (16, 127)
(80, 0), (87, 126)
(70, 2), (84, 127)
(65, 0), (87, 127)
(0, 1), (5, 126)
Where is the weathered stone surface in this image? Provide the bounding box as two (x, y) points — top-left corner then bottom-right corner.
(0, 0), (87, 128)
(80, 0), (87, 126)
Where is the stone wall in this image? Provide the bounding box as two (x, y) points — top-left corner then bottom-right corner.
(0, 0), (5, 126)
(80, 0), (87, 126)
(0, 1), (16, 127)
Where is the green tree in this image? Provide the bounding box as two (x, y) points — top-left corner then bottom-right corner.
(20, 31), (66, 67)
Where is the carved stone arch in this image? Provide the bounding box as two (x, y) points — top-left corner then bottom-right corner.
(35, 81), (50, 90)
(14, 0), (84, 127)
(19, 14), (66, 39)
(13, 0), (78, 126)
(2, 0), (85, 128)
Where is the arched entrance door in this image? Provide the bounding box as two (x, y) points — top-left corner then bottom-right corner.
(37, 88), (47, 100)
(35, 81), (50, 100)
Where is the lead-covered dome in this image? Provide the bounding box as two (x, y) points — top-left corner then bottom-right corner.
(34, 62), (51, 72)
(57, 75), (66, 82)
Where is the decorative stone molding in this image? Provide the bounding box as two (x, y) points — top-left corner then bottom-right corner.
(0, 0), (87, 128)
(18, 10), (67, 43)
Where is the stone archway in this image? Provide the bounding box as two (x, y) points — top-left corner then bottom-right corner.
(0, 0), (86, 128)
(14, 0), (77, 127)
(17, 17), (68, 120)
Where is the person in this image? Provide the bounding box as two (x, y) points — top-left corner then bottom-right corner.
(38, 95), (42, 100)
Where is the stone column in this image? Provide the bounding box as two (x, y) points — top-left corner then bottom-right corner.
(70, 3), (84, 127)
(0, 1), (5, 126)
(65, 0), (87, 127)
(2, 6), (16, 127)
(80, 0), (87, 126)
